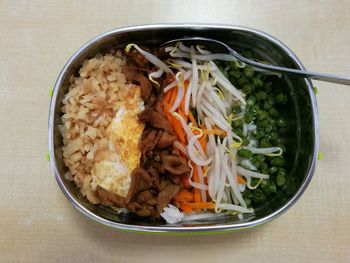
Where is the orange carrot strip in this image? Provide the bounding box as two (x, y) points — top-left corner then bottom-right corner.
(180, 81), (188, 113)
(172, 117), (186, 143)
(179, 203), (193, 213)
(174, 189), (194, 203)
(169, 86), (178, 107)
(203, 128), (227, 136)
(162, 102), (186, 143)
(178, 108), (188, 123)
(199, 124), (207, 151)
(182, 202), (215, 209)
(237, 175), (246, 185)
(164, 90), (172, 105)
(199, 135), (207, 151)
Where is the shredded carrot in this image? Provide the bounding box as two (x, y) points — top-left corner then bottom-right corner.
(199, 134), (207, 151)
(179, 203), (193, 213)
(163, 102), (186, 143)
(174, 189), (194, 203)
(237, 175), (246, 185)
(168, 87), (178, 107)
(182, 202), (215, 209)
(180, 85), (187, 112)
(180, 82), (188, 113)
(178, 108), (188, 123)
(164, 89), (172, 105)
(203, 128), (227, 136)
(162, 81), (216, 212)
(199, 124), (207, 150)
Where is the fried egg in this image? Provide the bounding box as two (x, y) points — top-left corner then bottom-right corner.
(91, 86), (144, 198)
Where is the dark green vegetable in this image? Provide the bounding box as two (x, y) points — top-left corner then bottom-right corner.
(244, 112), (253, 123)
(238, 76), (249, 86)
(271, 157), (286, 166)
(250, 105), (260, 116)
(259, 138), (271, 148)
(244, 66), (254, 78)
(253, 189), (266, 203)
(268, 107), (279, 117)
(243, 84), (253, 94)
(232, 104), (242, 113)
(232, 119), (243, 128)
(269, 166), (278, 174)
(246, 95), (256, 106)
(252, 77), (264, 88)
(238, 148), (253, 158)
(223, 54), (290, 208)
(256, 91), (267, 101)
(262, 180), (277, 194)
(229, 70), (242, 79)
(276, 173), (286, 186)
(276, 117), (287, 127)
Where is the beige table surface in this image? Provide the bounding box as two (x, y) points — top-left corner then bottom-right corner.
(1, 0), (350, 262)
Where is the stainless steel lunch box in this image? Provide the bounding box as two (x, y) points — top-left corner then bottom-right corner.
(48, 24), (319, 233)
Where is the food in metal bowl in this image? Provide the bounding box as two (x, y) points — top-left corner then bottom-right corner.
(60, 41), (295, 224)
(49, 25), (318, 233)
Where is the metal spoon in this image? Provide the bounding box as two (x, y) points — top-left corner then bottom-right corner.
(162, 37), (350, 86)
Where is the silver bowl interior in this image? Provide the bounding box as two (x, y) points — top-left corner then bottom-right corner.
(49, 24), (318, 233)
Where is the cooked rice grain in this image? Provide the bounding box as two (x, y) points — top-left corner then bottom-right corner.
(60, 50), (137, 204)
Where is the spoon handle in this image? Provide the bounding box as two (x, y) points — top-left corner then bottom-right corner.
(238, 57), (350, 86)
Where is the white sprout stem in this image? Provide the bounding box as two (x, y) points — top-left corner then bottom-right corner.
(188, 134), (212, 166)
(163, 70), (192, 92)
(230, 187), (239, 205)
(213, 146), (221, 197)
(223, 156), (247, 208)
(225, 187), (232, 204)
(173, 112), (209, 160)
(204, 117), (216, 156)
(190, 46), (199, 107)
(217, 203), (254, 213)
(149, 69), (164, 86)
(245, 176), (263, 190)
(240, 159), (258, 171)
(169, 81), (185, 112)
(169, 51), (191, 59)
(215, 149), (228, 212)
(237, 166), (270, 179)
(178, 42), (191, 53)
(244, 146), (283, 156)
(167, 59), (209, 70)
(209, 61), (246, 104)
(173, 141), (188, 157)
(201, 100), (230, 131)
(196, 45), (212, 55)
(203, 88), (227, 116)
(196, 164), (207, 202)
(195, 81), (208, 121)
(188, 161), (208, 190)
